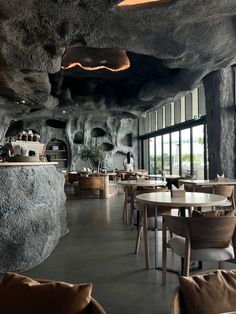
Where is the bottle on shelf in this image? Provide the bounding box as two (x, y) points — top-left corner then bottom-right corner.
(27, 130), (33, 141)
(22, 131), (27, 141)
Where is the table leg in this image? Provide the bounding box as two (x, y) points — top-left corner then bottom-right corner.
(122, 186), (128, 224)
(143, 205), (150, 270)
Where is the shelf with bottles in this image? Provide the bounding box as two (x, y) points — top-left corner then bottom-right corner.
(45, 139), (68, 170)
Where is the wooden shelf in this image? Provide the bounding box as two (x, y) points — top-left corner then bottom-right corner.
(51, 159), (67, 161)
(46, 139), (68, 170)
(45, 150), (67, 152)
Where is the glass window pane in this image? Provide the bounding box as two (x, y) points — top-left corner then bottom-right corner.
(192, 88), (198, 119)
(143, 139), (149, 171)
(180, 97), (185, 122)
(157, 107), (163, 130)
(181, 128), (191, 176)
(171, 131), (180, 175)
(185, 94), (192, 121)
(149, 137), (155, 174)
(151, 110), (157, 132)
(162, 106), (166, 128)
(192, 125), (204, 179)
(163, 134), (170, 174)
(198, 85), (206, 116)
(165, 103), (171, 127)
(155, 136), (162, 174)
(144, 114), (150, 133)
(174, 99), (181, 124)
(171, 102), (175, 126)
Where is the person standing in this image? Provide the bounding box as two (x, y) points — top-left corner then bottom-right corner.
(123, 152), (134, 172)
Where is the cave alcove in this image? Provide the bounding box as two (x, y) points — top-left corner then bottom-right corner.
(121, 133), (133, 147)
(73, 131), (84, 144)
(91, 127), (106, 138)
(101, 143), (114, 152)
(46, 119), (67, 129)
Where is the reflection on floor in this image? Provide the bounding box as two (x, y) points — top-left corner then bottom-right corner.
(24, 193), (232, 314)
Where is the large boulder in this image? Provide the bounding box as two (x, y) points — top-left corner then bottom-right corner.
(0, 164), (67, 273)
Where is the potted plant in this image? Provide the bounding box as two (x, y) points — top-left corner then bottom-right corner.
(79, 144), (105, 172)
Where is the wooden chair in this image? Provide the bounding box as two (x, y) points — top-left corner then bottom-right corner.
(162, 216), (236, 284)
(170, 287), (185, 314)
(213, 185), (236, 210)
(134, 187), (170, 267)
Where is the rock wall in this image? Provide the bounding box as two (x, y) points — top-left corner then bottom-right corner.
(0, 165), (67, 273)
(203, 67), (236, 179)
(22, 114), (138, 171)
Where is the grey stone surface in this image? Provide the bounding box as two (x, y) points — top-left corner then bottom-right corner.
(22, 114), (138, 171)
(0, 165), (67, 273)
(204, 68), (236, 179)
(0, 0), (234, 117)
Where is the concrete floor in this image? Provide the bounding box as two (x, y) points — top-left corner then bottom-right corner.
(23, 192), (231, 314)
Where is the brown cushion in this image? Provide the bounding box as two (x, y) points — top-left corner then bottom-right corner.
(180, 270), (236, 314)
(192, 209), (234, 217)
(0, 272), (92, 314)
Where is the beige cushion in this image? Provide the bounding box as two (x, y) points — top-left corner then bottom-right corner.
(0, 272), (92, 314)
(180, 270), (236, 314)
(168, 236), (234, 261)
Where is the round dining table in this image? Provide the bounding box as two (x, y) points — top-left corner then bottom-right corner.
(136, 191), (227, 269)
(118, 180), (167, 225)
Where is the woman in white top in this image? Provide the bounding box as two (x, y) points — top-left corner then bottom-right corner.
(123, 152), (135, 172)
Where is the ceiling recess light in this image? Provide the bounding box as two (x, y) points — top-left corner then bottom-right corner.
(100, 60), (108, 64)
(117, 0), (161, 6)
(84, 57), (92, 63)
(20, 100), (26, 104)
(62, 110), (66, 114)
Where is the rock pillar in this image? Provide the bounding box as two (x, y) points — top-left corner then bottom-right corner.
(203, 67), (235, 179)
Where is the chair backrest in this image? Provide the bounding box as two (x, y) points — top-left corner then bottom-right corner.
(163, 216), (186, 237)
(189, 216), (236, 249)
(213, 185), (234, 198)
(164, 216), (236, 249)
(163, 216), (236, 249)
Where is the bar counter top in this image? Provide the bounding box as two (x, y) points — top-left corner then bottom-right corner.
(0, 162), (58, 166)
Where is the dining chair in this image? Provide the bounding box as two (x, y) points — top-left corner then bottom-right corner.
(213, 185), (236, 210)
(134, 187), (170, 266)
(162, 215), (236, 285)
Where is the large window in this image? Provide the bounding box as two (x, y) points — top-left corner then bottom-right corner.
(149, 137), (155, 174)
(141, 122), (207, 178)
(139, 85), (208, 178)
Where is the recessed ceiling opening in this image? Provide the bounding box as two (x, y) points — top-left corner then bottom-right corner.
(117, 0), (161, 6)
(62, 47), (130, 72)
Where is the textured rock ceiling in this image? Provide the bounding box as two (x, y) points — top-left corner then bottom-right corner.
(0, 0), (235, 120)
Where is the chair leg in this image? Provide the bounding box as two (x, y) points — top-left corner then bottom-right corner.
(162, 222), (167, 285)
(135, 226), (143, 254)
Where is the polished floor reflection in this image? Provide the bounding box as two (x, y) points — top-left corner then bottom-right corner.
(24, 193), (230, 314)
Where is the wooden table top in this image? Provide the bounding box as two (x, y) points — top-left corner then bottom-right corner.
(148, 174), (180, 179)
(136, 191), (226, 207)
(117, 180), (167, 187)
(179, 179), (236, 186)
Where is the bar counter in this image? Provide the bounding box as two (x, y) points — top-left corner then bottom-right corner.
(0, 162), (67, 273)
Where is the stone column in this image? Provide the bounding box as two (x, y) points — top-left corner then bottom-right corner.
(203, 67), (235, 179)
(0, 113), (10, 144)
